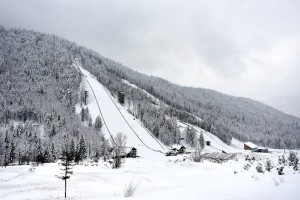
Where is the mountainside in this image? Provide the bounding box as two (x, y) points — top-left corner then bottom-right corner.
(0, 26), (300, 152)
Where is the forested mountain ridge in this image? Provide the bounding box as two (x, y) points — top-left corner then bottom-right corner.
(0, 26), (299, 159)
(0, 26), (107, 165)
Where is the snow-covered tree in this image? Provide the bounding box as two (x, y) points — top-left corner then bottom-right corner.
(57, 141), (74, 198)
(4, 131), (9, 167)
(199, 132), (205, 150)
(265, 158), (273, 172)
(50, 142), (57, 162)
(50, 124), (56, 137)
(94, 115), (102, 131)
(81, 108), (85, 122)
(186, 126), (196, 147)
(69, 139), (76, 161)
(75, 135), (87, 164)
(88, 115), (93, 127)
(9, 140), (16, 164)
(256, 162), (264, 173)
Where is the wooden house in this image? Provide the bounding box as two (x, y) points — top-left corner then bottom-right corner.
(252, 147), (268, 153)
(171, 144), (186, 154)
(126, 147), (137, 158)
(244, 142), (258, 150)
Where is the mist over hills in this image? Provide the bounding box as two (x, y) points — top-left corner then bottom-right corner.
(0, 26), (299, 152)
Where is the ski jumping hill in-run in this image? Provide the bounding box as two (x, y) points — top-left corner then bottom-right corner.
(74, 61), (166, 160)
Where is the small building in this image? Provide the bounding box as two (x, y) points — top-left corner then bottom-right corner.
(118, 90), (125, 104)
(171, 144), (186, 154)
(206, 141), (211, 146)
(252, 147), (268, 153)
(244, 142), (258, 150)
(165, 150), (177, 156)
(126, 147), (137, 158)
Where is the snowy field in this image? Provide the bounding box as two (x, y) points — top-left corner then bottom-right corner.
(1, 154), (300, 200)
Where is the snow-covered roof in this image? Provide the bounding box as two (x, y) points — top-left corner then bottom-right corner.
(244, 142), (257, 149)
(171, 144), (185, 150)
(257, 147), (268, 150)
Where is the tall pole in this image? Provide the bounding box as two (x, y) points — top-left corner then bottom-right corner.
(65, 171), (67, 198)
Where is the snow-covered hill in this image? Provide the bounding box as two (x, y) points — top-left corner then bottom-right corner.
(74, 61), (166, 159)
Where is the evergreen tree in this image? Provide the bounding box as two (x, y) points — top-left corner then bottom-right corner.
(50, 142), (57, 162)
(43, 148), (50, 163)
(288, 151), (297, 166)
(186, 126), (196, 146)
(100, 135), (109, 157)
(9, 140), (16, 164)
(81, 108), (85, 122)
(57, 141), (74, 198)
(76, 135), (87, 163)
(265, 158), (273, 171)
(94, 115), (102, 131)
(199, 132), (205, 149)
(88, 115), (93, 127)
(50, 124), (56, 137)
(4, 130), (9, 167)
(84, 107), (90, 121)
(256, 162), (264, 173)
(293, 157), (299, 171)
(35, 138), (44, 165)
(32, 133), (38, 144)
(69, 139), (76, 161)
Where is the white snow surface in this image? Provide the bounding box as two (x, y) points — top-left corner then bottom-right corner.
(1, 64), (299, 200)
(1, 156), (300, 200)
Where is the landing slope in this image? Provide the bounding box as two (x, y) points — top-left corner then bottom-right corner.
(75, 62), (165, 159)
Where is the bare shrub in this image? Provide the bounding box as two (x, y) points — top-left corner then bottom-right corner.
(277, 166), (284, 175)
(111, 132), (127, 169)
(256, 162), (264, 173)
(288, 151), (297, 166)
(124, 181), (140, 198)
(265, 158), (273, 172)
(244, 163), (251, 170)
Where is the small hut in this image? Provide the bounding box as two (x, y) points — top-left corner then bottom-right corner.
(244, 142), (258, 150)
(206, 141), (211, 146)
(252, 147), (268, 153)
(118, 90), (125, 104)
(127, 147), (137, 158)
(171, 144), (186, 154)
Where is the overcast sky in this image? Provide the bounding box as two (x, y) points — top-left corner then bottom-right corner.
(0, 0), (299, 117)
